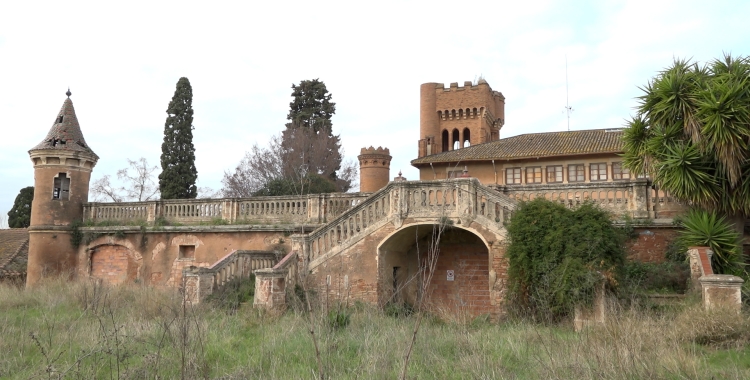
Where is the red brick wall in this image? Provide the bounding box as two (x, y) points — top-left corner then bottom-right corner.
(625, 227), (679, 263)
(90, 245), (136, 285)
(424, 242), (491, 319)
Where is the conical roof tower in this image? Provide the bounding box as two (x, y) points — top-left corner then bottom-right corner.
(26, 89), (100, 286)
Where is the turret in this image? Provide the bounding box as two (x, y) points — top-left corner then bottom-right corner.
(358, 146), (391, 193)
(26, 90), (98, 285)
(417, 79), (505, 158)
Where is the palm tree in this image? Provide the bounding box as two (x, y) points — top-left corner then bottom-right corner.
(622, 54), (750, 231)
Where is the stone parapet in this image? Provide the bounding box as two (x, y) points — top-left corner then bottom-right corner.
(699, 274), (743, 312)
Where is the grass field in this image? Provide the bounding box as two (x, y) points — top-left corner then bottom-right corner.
(2, 279), (750, 379)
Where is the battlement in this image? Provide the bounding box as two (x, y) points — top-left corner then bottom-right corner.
(359, 146), (390, 155)
(431, 80), (505, 99)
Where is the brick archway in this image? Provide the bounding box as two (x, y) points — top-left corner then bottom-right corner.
(378, 223), (492, 319)
(90, 244), (139, 285)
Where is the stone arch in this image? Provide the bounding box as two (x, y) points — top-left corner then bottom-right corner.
(377, 223), (494, 318)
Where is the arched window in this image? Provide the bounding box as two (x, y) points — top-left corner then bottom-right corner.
(463, 128), (471, 147)
(442, 130), (449, 152)
(452, 129), (460, 150)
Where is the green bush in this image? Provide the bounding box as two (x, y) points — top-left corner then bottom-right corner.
(327, 308), (351, 330)
(205, 275), (255, 313)
(620, 261), (690, 295)
(506, 199), (627, 322)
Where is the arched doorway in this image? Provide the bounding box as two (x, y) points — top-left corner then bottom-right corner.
(90, 244), (139, 285)
(378, 224), (491, 319)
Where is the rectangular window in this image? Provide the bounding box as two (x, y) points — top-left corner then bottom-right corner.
(526, 167), (542, 183)
(612, 162), (630, 180)
(505, 168), (522, 184)
(568, 164), (585, 182)
(546, 166), (563, 183)
(590, 163), (608, 181)
(53, 173), (70, 200)
(179, 245), (196, 260)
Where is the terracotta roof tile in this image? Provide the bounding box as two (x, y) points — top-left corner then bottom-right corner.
(412, 128), (624, 165)
(0, 229), (28, 277)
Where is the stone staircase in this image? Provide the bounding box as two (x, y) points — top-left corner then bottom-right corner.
(182, 249), (297, 304)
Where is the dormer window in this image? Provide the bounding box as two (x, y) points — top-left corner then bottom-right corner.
(53, 173), (70, 200)
(57, 115), (64, 123)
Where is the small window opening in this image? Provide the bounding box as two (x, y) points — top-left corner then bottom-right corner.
(179, 245), (196, 260)
(57, 115), (64, 123)
(52, 173), (70, 200)
(463, 128), (471, 147)
(441, 130), (449, 152)
(452, 129), (460, 150)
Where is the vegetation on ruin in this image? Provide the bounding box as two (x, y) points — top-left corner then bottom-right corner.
(159, 77), (198, 200)
(622, 54), (750, 221)
(2, 279), (750, 379)
(7, 186), (33, 228)
(505, 199), (627, 322)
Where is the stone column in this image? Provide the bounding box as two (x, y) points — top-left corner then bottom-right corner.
(253, 268), (288, 313)
(699, 274), (744, 313)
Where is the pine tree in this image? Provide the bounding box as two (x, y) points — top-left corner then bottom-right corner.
(159, 77), (198, 199)
(8, 186), (33, 228)
(287, 79), (336, 134)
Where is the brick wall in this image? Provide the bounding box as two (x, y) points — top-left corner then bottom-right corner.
(90, 245), (137, 285)
(424, 242), (491, 319)
(625, 227), (679, 263)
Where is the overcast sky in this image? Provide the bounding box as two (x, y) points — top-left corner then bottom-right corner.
(1, 0), (748, 226)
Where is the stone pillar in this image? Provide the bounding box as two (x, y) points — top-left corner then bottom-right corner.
(574, 277), (606, 332)
(699, 274), (744, 313)
(253, 268), (288, 313)
(182, 266), (215, 304)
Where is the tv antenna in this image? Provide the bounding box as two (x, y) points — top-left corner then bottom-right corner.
(564, 55), (574, 131)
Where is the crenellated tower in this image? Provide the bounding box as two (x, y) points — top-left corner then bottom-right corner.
(358, 146), (391, 193)
(418, 79), (505, 158)
(26, 90), (98, 285)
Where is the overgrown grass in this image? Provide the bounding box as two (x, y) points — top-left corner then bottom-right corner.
(2, 280), (750, 379)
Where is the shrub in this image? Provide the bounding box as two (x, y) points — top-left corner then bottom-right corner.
(676, 209), (744, 276)
(620, 261), (690, 295)
(205, 275), (255, 313)
(327, 308), (351, 330)
(506, 199), (626, 322)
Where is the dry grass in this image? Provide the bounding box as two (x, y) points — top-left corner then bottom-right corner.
(1, 280), (750, 379)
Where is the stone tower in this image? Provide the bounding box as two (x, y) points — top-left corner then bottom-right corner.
(26, 90), (98, 285)
(358, 146), (391, 193)
(418, 79), (505, 158)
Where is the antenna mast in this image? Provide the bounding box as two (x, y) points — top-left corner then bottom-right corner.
(565, 55), (573, 131)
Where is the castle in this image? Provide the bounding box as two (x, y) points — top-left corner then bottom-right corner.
(15, 80), (691, 318)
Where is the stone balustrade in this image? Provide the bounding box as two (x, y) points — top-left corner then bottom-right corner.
(300, 178), (517, 265)
(84, 193), (371, 225)
(492, 180), (687, 219)
(182, 249), (278, 303)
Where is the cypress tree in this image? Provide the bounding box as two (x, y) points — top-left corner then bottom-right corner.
(159, 77), (198, 199)
(8, 186), (33, 228)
